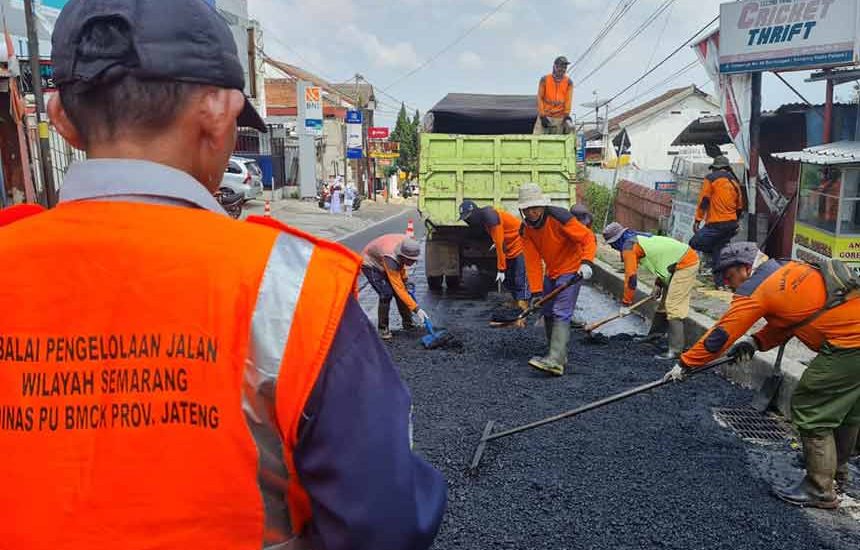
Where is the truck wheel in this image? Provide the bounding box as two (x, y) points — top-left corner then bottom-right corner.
(445, 275), (461, 290)
(428, 276), (444, 291)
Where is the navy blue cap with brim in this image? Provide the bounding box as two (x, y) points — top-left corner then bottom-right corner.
(52, 0), (267, 133)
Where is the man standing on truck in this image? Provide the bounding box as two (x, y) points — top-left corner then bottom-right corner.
(534, 56), (574, 135)
(690, 155), (745, 288)
(362, 235), (431, 340)
(459, 200), (530, 310)
(519, 183), (596, 376)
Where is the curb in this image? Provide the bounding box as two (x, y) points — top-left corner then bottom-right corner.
(590, 258), (806, 418)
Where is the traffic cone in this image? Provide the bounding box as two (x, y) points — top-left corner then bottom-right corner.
(406, 218), (415, 238)
(264, 200), (272, 218)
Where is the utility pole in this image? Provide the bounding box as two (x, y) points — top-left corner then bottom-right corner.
(24, 0), (57, 207)
(748, 72), (762, 243)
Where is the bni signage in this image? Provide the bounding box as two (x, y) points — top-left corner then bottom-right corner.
(303, 86), (323, 136)
(718, 0), (859, 74)
(346, 110), (364, 159)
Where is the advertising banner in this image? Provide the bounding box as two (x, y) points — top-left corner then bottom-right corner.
(303, 86), (323, 136)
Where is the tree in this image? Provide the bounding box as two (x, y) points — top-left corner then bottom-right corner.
(389, 103), (420, 176)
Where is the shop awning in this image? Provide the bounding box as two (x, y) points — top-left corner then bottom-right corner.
(771, 140), (860, 165)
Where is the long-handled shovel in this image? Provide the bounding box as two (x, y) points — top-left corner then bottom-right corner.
(750, 343), (786, 413)
(489, 274), (582, 328)
(584, 296), (652, 333)
(468, 355), (736, 472)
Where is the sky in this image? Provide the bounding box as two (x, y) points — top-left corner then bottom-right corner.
(249, 0), (845, 127)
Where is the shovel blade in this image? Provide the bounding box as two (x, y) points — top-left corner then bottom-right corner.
(752, 373), (783, 413)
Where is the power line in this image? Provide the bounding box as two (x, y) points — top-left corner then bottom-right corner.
(384, 0), (516, 91)
(568, 0), (640, 74)
(634, 0), (675, 98)
(576, 0), (676, 86)
(608, 59), (700, 114)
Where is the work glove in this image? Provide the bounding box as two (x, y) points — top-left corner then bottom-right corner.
(664, 362), (688, 383)
(414, 308), (430, 325)
(619, 306), (631, 317)
(729, 336), (758, 364)
(693, 220), (702, 233)
(540, 116), (551, 128)
(495, 271), (506, 285)
(529, 294), (543, 308)
(578, 263), (593, 281)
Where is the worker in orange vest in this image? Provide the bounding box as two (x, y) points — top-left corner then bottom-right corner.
(0, 1), (446, 549)
(534, 56), (574, 135)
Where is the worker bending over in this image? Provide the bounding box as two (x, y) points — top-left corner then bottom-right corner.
(519, 183), (596, 376)
(534, 56), (574, 135)
(362, 234), (430, 340)
(459, 200), (530, 310)
(690, 155), (745, 287)
(603, 222), (699, 360)
(668, 243), (860, 509)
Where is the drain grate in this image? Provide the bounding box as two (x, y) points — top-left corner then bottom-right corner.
(712, 407), (794, 445)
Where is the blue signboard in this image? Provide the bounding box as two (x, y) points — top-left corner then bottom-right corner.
(346, 110), (363, 124)
(576, 133), (586, 162)
(41, 0), (70, 9)
(347, 148), (364, 160)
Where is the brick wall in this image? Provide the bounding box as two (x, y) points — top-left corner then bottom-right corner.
(614, 180), (673, 233)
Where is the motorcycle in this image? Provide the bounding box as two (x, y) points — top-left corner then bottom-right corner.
(216, 187), (244, 219)
(317, 184), (362, 211)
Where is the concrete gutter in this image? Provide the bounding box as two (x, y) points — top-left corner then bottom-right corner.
(591, 258), (806, 418)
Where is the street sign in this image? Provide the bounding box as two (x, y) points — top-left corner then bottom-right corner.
(368, 141), (400, 159)
(346, 109), (364, 158)
(18, 58), (55, 93)
(718, 0), (860, 74)
(304, 86), (323, 136)
(576, 133), (586, 162)
(655, 181), (677, 192)
(345, 110), (363, 124)
(368, 127), (390, 139)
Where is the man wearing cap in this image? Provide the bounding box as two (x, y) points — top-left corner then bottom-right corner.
(690, 155), (746, 287)
(603, 222), (699, 360)
(667, 243), (860, 509)
(518, 183), (596, 376)
(0, 1), (446, 549)
(459, 200), (530, 310)
(534, 56), (574, 135)
(362, 234), (430, 340)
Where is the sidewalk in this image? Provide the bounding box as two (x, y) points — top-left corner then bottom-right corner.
(243, 196), (415, 241)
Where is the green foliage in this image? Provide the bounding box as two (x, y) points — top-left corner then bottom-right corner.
(389, 103), (420, 176)
(583, 182), (615, 232)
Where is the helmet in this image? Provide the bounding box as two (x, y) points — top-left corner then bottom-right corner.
(396, 237), (421, 261)
(602, 222), (628, 245)
(570, 203), (593, 226)
(518, 183), (550, 210)
(709, 155), (731, 170)
(716, 242), (760, 272)
(459, 200), (479, 221)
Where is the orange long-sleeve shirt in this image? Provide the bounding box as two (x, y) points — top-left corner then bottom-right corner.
(522, 206), (596, 293)
(362, 234), (418, 311)
(695, 170), (744, 224)
(621, 242), (698, 305)
(682, 260), (860, 368)
(538, 74), (573, 118)
(478, 207), (525, 271)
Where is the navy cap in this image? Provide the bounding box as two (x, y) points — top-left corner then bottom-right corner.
(52, 0), (267, 132)
(459, 200), (479, 221)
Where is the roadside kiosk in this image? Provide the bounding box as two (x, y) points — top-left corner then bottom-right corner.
(772, 141), (860, 275)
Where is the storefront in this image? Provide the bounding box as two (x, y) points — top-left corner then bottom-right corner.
(773, 141), (860, 274)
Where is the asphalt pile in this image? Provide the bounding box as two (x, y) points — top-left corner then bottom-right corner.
(387, 297), (860, 549)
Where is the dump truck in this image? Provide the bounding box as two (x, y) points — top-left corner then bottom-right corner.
(418, 93), (579, 289)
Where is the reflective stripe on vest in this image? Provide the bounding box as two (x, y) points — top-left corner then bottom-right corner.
(637, 235), (690, 283)
(0, 203), (360, 548)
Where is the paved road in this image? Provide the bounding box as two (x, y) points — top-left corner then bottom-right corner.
(347, 213), (860, 549)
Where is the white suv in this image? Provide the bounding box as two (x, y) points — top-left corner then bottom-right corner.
(221, 156), (263, 201)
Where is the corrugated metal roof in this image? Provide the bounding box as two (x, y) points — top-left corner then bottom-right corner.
(771, 140), (860, 165)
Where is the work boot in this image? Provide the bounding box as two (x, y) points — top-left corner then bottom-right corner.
(377, 300), (392, 340)
(529, 320), (570, 377)
(835, 425), (860, 493)
(635, 311), (669, 344)
(395, 299), (419, 331)
(655, 319), (684, 360)
(773, 434), (840, 509)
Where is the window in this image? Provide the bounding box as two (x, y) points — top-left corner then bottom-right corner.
(841, 168), (860, 236)
(797, 164), (841, 233)
(225, 162), (243, 175)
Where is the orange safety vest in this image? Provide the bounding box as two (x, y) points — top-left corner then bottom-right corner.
(538, 74), (573, 118)
(0, 201), (360, 548)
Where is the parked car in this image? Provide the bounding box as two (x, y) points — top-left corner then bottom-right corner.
(221, 156), (263, 201)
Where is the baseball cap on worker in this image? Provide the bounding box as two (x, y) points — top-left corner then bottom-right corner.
(554, 56), (570, 67)
(51, 0), (267, 133)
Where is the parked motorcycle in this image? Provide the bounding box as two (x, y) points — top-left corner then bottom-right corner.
(216, 187), (244, 219)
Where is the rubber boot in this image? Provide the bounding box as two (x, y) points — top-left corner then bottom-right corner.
(635, 311), (668, 344)
(396, 298), (418, 332)
(529, 320), (570, 377)
(655, 319), (684, 361)
(377, 300), (392, 340)
(773, 434), (840, 509)
(835, 425), (860, 493)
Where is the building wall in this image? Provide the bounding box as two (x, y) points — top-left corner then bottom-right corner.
(211, 0), (266, 117)
(617, 95), (721, 171)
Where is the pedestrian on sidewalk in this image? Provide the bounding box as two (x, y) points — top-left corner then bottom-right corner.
(330, 177), (343, 214)
(603, 222), (699, 361)
(344, 184), (356, 217)
(459, 200), (530, 310)
(0, 2), (446, 548)
(361, 234), (431, 340)
(534, 56), (574, 135)
(689, 156), (745, 288)
(667, 243), (860, 509)
(518, 183), (596, 376)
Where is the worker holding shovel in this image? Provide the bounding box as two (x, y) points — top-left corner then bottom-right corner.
(459, 200), (530, 310)
(519, 183), (596, 376)
(603, 223), (700, 360)
(667, 242), (860, 509)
